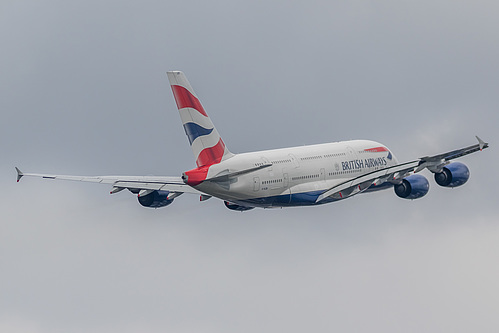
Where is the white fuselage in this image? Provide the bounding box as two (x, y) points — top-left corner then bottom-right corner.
(194, 139), (398, 207)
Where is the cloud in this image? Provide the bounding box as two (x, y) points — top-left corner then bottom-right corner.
(1, 1), (498, 332)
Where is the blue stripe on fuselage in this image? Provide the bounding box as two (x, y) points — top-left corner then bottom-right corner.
(233, 190), (336, 208)
(183, 122), (213, 145)
(229, 183), (395, 208)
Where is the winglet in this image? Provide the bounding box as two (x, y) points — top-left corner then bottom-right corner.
(476, 136), (488, 151)
(15, 167), (23, 182)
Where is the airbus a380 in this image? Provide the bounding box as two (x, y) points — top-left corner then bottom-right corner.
(16, 71), (489, 211)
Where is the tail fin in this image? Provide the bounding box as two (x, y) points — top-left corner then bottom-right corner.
(167, 71), (233, 167)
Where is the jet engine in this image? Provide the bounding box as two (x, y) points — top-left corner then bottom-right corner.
(224, 201), (255, 211)
(394, 174), (430, 199)
(138, 190), (174, 208)
(434, 162), (470, 188)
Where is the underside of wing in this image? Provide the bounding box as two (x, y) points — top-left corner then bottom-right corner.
(317, 136), (489, 203)
(316, 160), (420, 203)
(416, 136), (489, 173)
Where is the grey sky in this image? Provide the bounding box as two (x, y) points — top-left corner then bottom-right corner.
(1, 1), (498, 332)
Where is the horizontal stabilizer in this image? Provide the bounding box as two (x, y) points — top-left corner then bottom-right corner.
(206, 163), (272, 182)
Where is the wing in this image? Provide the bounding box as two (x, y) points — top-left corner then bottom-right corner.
(414, 135), (488, 173)
(15, 168), (204, 196)
(316, 136), (489, 203)
(316, 160), (420, 202)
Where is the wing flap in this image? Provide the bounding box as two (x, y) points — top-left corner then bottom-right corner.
(113, 181), (203, 194)
(316, 161), (420, 203)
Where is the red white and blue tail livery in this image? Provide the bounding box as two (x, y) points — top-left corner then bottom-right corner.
(16, 71), (489, 211)
(167, 71), (233, 168)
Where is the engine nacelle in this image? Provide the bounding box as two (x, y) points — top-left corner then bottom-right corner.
(224, 201), (255, 211)
(138, 190), (174, 208)
(434, 162), (470, 188)
(394, 174), (430, 199)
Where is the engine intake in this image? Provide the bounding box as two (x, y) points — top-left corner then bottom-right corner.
(138, 190), (174, 208)
(394, 174), (429, 199)
(434, 162), (470, 187)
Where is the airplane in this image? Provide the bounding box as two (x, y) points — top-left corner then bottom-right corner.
(16, 71), (489, 211)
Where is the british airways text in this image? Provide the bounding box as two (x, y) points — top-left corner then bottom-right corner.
(342, 157), (387, 170)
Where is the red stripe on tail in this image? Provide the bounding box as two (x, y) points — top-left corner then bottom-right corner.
(196, 139), (226, 167)
(171, 85), (208, 117)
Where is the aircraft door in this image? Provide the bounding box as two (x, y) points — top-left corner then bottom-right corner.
(288, 154), (300, 168)
(261, 156), (273, 176)
(253, 177), (260, 191)
(346, 146), (358, 159)
(283, 173), (289, 188)
(320, 168), (325, 182)
(346, 146), (359, 173)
